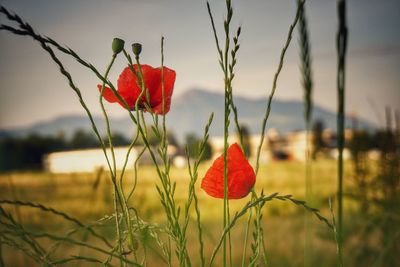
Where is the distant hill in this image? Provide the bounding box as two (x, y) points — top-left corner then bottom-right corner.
(0, 88), (375, 143)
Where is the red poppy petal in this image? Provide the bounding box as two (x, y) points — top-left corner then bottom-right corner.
(201, 163), (225, 198)
(118, 66), (141, 102)
(151, 67), (176, 115)
(100, 64), (176, 113)
(140, 65), (160, 108)
(201, 143), (256, 199)
(98, 85), (118, 103)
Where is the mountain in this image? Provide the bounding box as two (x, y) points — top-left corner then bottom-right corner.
(0, 88), (375, 142)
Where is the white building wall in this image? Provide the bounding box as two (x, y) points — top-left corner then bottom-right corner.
(44, 147), (137, 173)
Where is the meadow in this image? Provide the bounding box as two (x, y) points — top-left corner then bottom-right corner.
(0, 159), (381, 267)
(1, 1), (399, 266)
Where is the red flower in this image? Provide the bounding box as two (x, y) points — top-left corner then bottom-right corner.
(98, 64), (176, 115)
(201, 143), (256, 199)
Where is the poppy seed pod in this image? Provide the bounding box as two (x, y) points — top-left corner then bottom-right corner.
(132, 43), (142, 57)
(112, 38), (125, 55)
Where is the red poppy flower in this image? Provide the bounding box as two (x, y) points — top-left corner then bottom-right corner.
(201, 143), (256, 199)
(98, 64), (176, 115)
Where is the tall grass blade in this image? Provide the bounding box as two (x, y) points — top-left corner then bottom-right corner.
(336, 0), (348, 265)
(255, 0), (305, 175)
(298, 0), (314, 265)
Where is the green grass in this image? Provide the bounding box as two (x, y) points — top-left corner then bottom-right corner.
(0, 160), (368, 267)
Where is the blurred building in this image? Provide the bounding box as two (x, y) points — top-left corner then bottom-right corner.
(208, 128), (355, 162)
(44, 147), (138, 173)
(44, 144), (180, 173)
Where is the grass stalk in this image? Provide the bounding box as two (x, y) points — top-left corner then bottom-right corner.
(297, 0), (314, 265)
(254, 0), (304, 175)
(244, 2), (305, 265)
(98, 54), (126, 265)
(329, 199), (343, 267)
(184, 113), (213, 267)
(241, 207), (252, 267)
(336, 0), (348, 265)
(206, 1), (235, 265)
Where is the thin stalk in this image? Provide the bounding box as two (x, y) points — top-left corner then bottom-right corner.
(255, 0), (304, 175)
(241, 208), (252, 267)
(207, 1), (234, 265)
(298, 0), (314, 265)
(112, 188), (124, 267)
(120, 129), (141, 191)
(98, 54), (125, 265)
(206, 2), (243, 151)
(127, 42), (190, 266)
(336, 0), (348, 265)
(245, 2), (304, 265)
(248, 189), (265, 266)
(127, 146), (145, 201)
(99, 54), (118, 177)
(329, 199), (343, 267)
(161, 36), (167, 141)
(98, 53), (140, 263)
(184, 113), (213, 267)
(304, 125), (312, 266)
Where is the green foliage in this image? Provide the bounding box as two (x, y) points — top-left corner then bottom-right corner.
(70, 129), (99, 149)
(0, 134), (66, 171)
(312, 119), (325, 159)
(185, 133), (212, 161)
(238, 124), (251, 158)
(103, 132), (130, 147)
(346, 110), (399, 267)
(0, 130), (135, 172)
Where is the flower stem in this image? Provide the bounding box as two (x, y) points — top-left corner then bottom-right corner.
(336, 0), (348, 265)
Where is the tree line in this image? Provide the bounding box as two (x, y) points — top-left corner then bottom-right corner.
(0, 129), (210, 172)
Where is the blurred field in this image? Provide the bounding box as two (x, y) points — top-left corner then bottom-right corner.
(0, 160), (391, 266)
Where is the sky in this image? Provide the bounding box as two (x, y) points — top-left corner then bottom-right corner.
(0, 0), (399, 130)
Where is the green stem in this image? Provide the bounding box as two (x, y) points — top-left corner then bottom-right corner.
(241, 207), (252, 267)
(98, 54), (128, 266)
(304, 123), (312, 267)
(255, 0), (304, 175)
(297, 1), (314, 264)
(112, 188), (124, 266)
(336, 0), (347, 265)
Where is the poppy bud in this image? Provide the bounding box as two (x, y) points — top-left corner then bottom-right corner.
(132, 43), (142, 57)
(112, 38), (125, 55)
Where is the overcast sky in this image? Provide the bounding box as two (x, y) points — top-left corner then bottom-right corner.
(0, 0), (399, 129)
